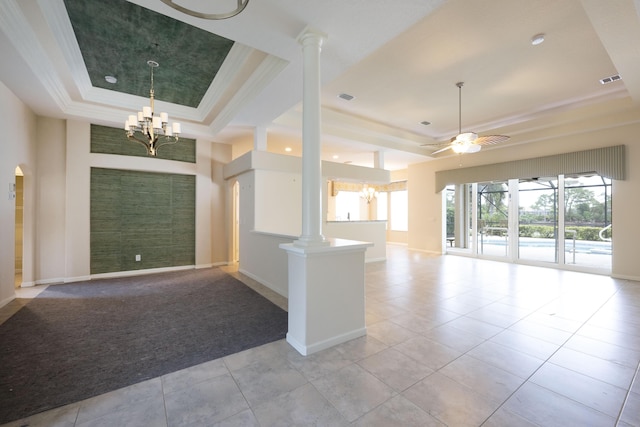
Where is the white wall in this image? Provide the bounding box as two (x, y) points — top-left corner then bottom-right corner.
(65, 120), (91, 281)
(35, 118), (68, 283)
(195, 138), (213, 268)
(211, 142), (232, 265)
(0, 82), (37, 306)
(254, 169), (302, 236)
(408, 121), (640, 280)
(324, 221), (387, 262)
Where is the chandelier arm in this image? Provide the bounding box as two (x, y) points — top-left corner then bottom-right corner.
(155, 136), (180, 151)
(127, 133), (151, 149)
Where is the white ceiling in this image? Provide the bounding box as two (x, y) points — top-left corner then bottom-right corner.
(1, 0), (639, 171)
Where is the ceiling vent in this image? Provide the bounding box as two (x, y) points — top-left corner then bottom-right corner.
(599, 74), (621, 85)
(338, 93), (355, 101)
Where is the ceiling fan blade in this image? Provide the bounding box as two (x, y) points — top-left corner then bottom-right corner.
(476, 135), (510, 146)
(431, 145), (453, 155)
(421, 141), (450, 148)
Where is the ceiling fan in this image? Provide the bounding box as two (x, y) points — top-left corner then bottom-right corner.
(425, 82), (510, 155)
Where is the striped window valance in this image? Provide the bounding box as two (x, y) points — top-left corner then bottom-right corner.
(330, 180), (406, 196)
(435, 145), (625, 193)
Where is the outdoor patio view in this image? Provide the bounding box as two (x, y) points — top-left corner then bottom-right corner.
(446, 174), (612, 272)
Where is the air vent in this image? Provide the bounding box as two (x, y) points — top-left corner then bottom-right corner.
(338, 93), (355, 101)
(599, 74), (621, 85)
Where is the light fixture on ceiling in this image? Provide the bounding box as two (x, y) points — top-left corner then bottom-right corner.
(125, 60), (181, 157)
(338, 93), (355, 101)
(360, 184), (378, 204)
(285, 147), (292, 152)
(426, 82), (509, 155)
(160, 0), (249, 20)
(450, 132), (481, 154)
(531, 33), (545, 46)
(105, 75), (117, 84)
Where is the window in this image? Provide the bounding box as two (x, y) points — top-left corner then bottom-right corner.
(389, 190), (408, 231)
(376, 192), (388, 221)
(335, 191), (361, 221)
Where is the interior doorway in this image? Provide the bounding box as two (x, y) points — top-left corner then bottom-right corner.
(232, 181), (240, 263)
(14, 166), (24, 288)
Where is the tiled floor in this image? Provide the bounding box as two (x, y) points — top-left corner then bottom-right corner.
(2, 245), (639, 426)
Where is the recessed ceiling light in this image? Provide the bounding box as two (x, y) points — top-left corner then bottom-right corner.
(420, 121), (431, 126)
(105, 75), (117, 84)
(599, 74), (621, 84)
(284, 147), (292, 152)
(531, 33), (545, 46)
(338, 93), (355, 101)
(332, 155), (339, 159)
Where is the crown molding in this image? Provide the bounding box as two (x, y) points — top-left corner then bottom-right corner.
(208, 54), (288, 134)
(0, 0), (72, 111)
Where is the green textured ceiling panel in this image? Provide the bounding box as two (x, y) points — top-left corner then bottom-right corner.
(64, 0), (234, 108)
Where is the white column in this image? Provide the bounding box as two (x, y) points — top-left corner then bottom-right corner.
(295, 28), (328, 247)
(373, 151), (384, 169)
(254, 125), (267, 151)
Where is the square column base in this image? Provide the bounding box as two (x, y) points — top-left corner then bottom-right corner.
(280, 238), (373, 356)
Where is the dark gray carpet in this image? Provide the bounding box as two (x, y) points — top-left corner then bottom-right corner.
(0, 268), (288, 425)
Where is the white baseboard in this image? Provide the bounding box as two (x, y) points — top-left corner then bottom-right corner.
(612, 273), (640, 282)
(195, 263), (214, 269)
(212, 261), (230, 267)
(286, 327), (367, 356)
(90, 265), (194, 280)
(0, 295), (15, 309)
(65, 275), (92, 283)
(35, 277), (65, 286)
(238, 268), (287, 298)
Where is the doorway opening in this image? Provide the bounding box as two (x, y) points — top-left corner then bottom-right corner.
(232, 181), (240, 263)
(14, 166), (24, 288)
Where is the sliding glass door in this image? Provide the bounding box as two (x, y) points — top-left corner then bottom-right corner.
(518, 178), (558, 263)
(445, 174), (612, 273)
(563, 174), (612, 270)
(477, 182), (509, 258)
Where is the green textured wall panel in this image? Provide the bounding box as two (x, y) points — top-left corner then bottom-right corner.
(90, 167), (195, 274)
(91, 124), (196, 162)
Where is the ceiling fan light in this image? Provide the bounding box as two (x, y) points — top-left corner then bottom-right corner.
(466, 144), (481, 153)
(451, 144), (467, 154)
(451, 141), (481, 154)
(455, 132), (478, 144)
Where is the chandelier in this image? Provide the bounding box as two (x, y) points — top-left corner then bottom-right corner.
(125, 60), (181, 157)
(160, 0), (250, 20)
(360, 185), (378, 204)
